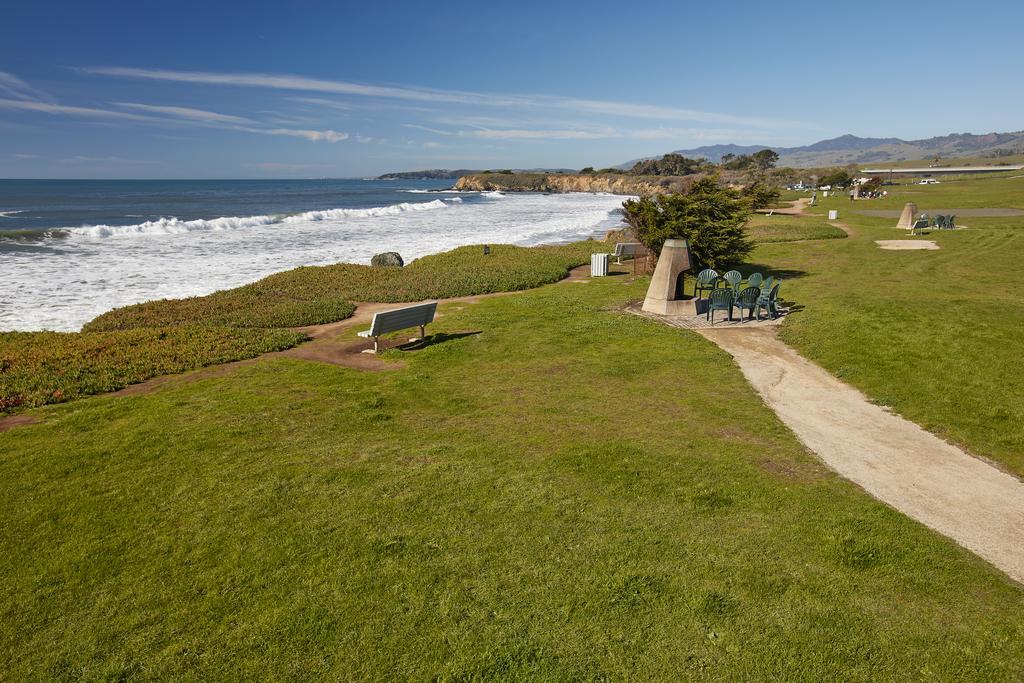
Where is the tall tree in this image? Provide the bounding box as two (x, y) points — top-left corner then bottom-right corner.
(622, 176), (753, 268)
(752, 148), (779, 171)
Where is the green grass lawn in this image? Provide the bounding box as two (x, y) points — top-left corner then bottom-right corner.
(746, 214), (847, 243)
(1, 243), (603, 415)
(2, 271), (1024, 679)
(763, 174), (1024, 475)
(865, 174), (1024, 210)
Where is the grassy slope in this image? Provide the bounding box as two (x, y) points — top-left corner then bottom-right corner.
(1, 243), (601, 415)
(2, 274), (1023, 679)
(766, 174), (1024, 474)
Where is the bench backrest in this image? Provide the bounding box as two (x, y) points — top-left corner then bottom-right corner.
(367, 302), (437, 336)
(613, 242), (645, 257)
(911, 219), (929, 229)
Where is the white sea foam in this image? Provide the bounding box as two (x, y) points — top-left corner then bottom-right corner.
(0, 210), (25, 218)
(67, 199), (454, 238)
(1, 192), (629, 332)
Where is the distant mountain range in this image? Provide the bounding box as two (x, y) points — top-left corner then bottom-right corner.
(621, 131), (1024, 169)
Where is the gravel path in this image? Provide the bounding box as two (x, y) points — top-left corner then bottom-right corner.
(698, 326), (1024, 583)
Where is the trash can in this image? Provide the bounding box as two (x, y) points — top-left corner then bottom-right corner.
(828, 210), (838, 220)
(591, 252), (609, 277)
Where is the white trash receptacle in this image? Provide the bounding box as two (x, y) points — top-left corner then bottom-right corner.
(828, 210), (838, 220)
(591, 253), (609, 277)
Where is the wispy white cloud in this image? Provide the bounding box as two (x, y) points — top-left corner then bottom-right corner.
(403, 122), (620, 140)
(12, 153), (40, 159)
(0, 94), (347, 144)
(401, 123), (456, 136)
(0, 98), (153, 121)
(250, 127), (348, 143)
(0, 72), (53, 102)
(82, 66), (800, 128)
(289, 96), (354, 111)
(113, 102), (253, 124)
(468, 128), (620, 140)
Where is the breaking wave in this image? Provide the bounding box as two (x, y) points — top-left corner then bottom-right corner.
(66, 199), (456, 238)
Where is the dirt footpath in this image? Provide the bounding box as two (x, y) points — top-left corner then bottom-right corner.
(699, 326), (1024, 584)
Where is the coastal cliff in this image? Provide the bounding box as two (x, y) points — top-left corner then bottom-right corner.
(453, 173), (694, 195)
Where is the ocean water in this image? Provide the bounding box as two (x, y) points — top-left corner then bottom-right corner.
(0, 179), (629, 332)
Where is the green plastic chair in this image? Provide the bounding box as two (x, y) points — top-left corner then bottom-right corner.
(759, 276), (774, 297)
(734, 286), (761, 322)
(933, 215), (945, 229)
(706, 288), (734, 325)
(721, 270), (742, 295)
(755, 282), (781, 320)
(695, 269), (719, 299)
(948, 215), (956, 229)
(746, 272), (764, 289)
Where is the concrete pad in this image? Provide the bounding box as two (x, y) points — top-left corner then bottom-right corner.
(875, 240), (940, 250)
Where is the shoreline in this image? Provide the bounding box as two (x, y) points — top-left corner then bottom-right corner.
(2, 192), (630, 333)
(2, 187), (628, 333)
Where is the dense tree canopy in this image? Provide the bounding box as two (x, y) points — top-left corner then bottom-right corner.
(741, 181), (781, 210)
(629, 153), (710, 176)
(752, 149), (779, 171)
(621, 176), (754, 268)
(819, 169), (853, 188)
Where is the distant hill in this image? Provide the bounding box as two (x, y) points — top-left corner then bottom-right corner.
(377, 169), (479, 180)
(378, 167), (576, 180)
(620, 131), (1024, 169)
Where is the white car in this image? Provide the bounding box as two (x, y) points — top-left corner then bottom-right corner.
(918, 178), (940, 185)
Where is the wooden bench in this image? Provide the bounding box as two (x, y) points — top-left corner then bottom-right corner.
(612, 242), (648, 273)
(612, 242), (645, 263)
(357, 302), (437, 352)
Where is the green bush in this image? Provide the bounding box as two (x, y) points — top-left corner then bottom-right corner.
(0, 326), (306, 412)
(86, 243), (600, 332)
(622, 176), (754, 268)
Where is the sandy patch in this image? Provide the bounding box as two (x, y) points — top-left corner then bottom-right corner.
(876, 240), (939, 250)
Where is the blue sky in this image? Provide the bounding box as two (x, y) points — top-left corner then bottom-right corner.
(2, 1), (1022, 178)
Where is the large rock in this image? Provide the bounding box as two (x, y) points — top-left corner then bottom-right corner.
(371, 252), (404, 268)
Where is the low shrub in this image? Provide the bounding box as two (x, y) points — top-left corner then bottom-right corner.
(86, 243), (600, 332)
(0, 326), (305, 412)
